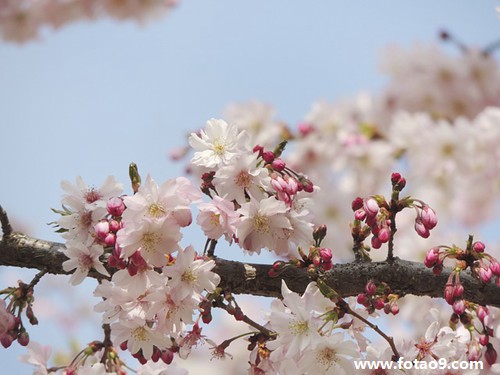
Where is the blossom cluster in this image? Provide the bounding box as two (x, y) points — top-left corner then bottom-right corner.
(48, 172), (221, 373)
(189, 118), (316, 259)
(0, 0), (177, 43)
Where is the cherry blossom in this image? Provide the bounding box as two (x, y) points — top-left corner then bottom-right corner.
(62, 241), (109, 285)
(189, 118), (250, 169)
(235, 196), (292, 255)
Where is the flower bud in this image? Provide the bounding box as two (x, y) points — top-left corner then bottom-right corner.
(424, 248), (440, 268)
(479, 334), (489, 346)
(0, 334), (13, 348)
(94, 220), (110, 240)
(352, 197), (364, 211)
(477, 306), (489, 323)
(253, 145), (264, 157)
(262, 151), (275, 163)
(371, 236), (382, 249)
(479, 267), (493, 283)
(313, 225), (328, 243)
(354, 209), (367, 221)
(271, 158), (286, 172)
(363, 198), (379, 217)
(490, 261), (500, 276)
(472, 241), (485, 253)
(444, 283), (455, 305)
(301, 178), (314, 193)
(107, 197), (125, 217)
(452, 299), (466, 315)
(161, 350), (174, 365)
(298, 122), (315, 136)
(433, 263), (443, 276)
(17, 331), (30, 346)
(104, 233), (116, 247)
(365, 280), (376, 296)
(414, 218), (430, 238)
(485, 343), (497, 366)
(421, 205), (437, 230)
(467, 341), (482, 362)
(374, 298), (385, 310)
(357, 293), (368, 305)
(108, 219), (120, 233)
(378, 227), (390, 243)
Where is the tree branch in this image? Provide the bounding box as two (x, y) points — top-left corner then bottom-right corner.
(1, 232), (500, 307)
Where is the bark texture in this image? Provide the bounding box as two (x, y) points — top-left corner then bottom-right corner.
(1, 232), (500, 307)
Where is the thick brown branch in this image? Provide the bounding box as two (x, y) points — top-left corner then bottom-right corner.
(1, 232), (500, 307)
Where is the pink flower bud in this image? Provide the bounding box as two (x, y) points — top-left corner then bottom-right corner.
(352, 197), (364, 211)
(161, 350), (174, 365)
(424, 247), (440, 268)
(391, 303), (399, 315)
(420, 205), (437, 229)
(17, 331), (29, 346)
(453, 283), (464, 298)
(94, 220), (110, 240)
(298, 122), (315, 136)
(284, 176), (299, 195)
(473, 241), (486, 253)
(271, 158), (286, 172)
(378, 227), (390, 243)
(433, 263), (443, 276)
(479, 334), (489, 346)
(0, 334), (13, 348)
(322, 261), (333, 271)
(363, 198), (379, 217)
(354, 209), (366, 221)
(365, 280), (376, 295)
(477, 306), (489, 323)
(301, 178), (314, 193)
(104, 233), (116, 247)
(453, 299), (466, 315)
(253, 145), (264, 157)
(444, 283), (455, 305)
(371, 236), (382, 249)
(391, 172), (402, 185)
(262, 151), (275, 163)
(374, 298), (385, 310)
(357, 293), (368, 305)
(479, 267), (493, 283)
(485, 343), (497, 366)
(107, 197), (125, 217)
(319, 248), (332, 262)
(414, 218), (430, 238)
(108, 219), (120, 233)
(491, 261), (500, 276)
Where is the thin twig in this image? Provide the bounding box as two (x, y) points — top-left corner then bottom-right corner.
(27, 268), (48, 290)
(100, 323), (112, 365)
(0, 205), (13, 238)
(341, 299), (400, 361)
(213, 297), (275, 339)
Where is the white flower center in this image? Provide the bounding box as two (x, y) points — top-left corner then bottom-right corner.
(78, 254), (94, 269)
(132, 326), (149, 342)
(316, 347), (338, 371)
(141, 232), (160, 252)
(147, 203), (167, 218)
(181, 269), (197, 283)
(234, 170), (252, 188)
(213, 138), (226, 156)
(210, 213), (221, 226)
(253, 214), (270, 233)
(289, 318), (308, 335)
(85, 187), (102, 204)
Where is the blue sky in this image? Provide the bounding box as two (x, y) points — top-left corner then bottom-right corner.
(0, 1), (499, 373)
